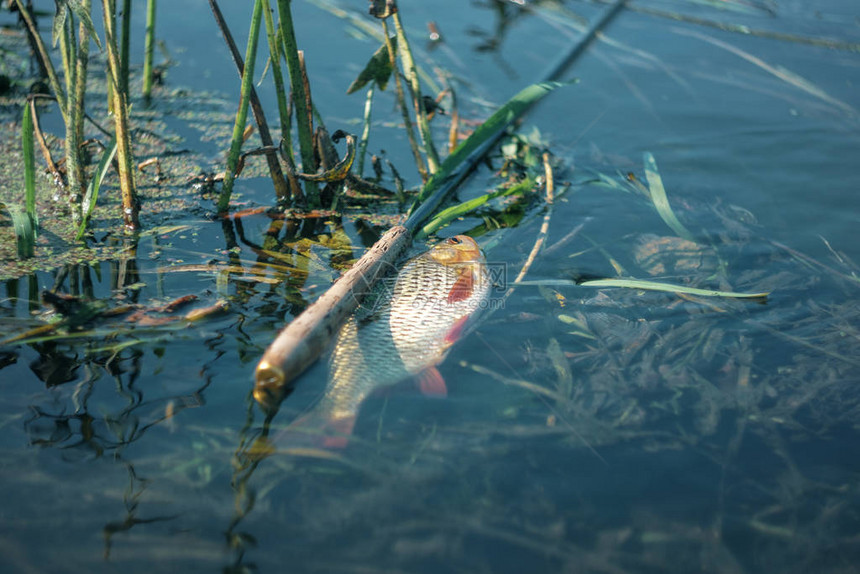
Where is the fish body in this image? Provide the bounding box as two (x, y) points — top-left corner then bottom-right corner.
(289, 235), (491, 447)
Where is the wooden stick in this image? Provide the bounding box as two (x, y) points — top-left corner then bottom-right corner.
(254, 225), (411, 411)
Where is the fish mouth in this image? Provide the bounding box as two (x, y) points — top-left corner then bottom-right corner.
(429, 235), (484, 265)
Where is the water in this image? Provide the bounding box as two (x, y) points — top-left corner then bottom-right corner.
(2, 1), (859, 572)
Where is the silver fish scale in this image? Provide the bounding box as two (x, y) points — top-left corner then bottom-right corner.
(318, 249), (492, 421)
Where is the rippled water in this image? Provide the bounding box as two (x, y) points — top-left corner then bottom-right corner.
(1, 1), (859, 572)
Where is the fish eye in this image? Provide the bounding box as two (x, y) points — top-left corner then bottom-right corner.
(448, 237), (461, 245)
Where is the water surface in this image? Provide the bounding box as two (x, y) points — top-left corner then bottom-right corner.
(1, 1), (859, 572)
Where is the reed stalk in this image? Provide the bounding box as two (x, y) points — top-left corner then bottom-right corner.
(22, 98), (36, 228)
(73, 0), (90, 174)
(59, 4), (88, 222)
(10, 104), (37, 258)
(209, 0), (291, 204)
(262, 2), (302, 201)
(142, 0), (156, 100)
(217, 0), (264, 213)
(275, 0), (319, 207)
(262, 3), (290, 153)
(102, 0), (139, 229)
(356, 85), (374, 176)
(119, 0), (131, 97)
(391, 9), (439, 174)
(380, 19), (426, 181)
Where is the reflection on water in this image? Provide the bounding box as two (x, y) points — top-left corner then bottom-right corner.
(2, 0), (860, 572)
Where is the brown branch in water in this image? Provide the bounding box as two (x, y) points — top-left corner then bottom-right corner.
(446, 86), (460, 154)
(27, 97), (63, 183)
(254, 225), (412, 412)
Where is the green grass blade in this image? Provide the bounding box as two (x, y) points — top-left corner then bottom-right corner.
(76, 138), (117, 241)
(10, 206), (35, 259)
(415, 177), (535, 240)
(143, 0), (156, 99)
(417, 81), (565, 205)
(643, 152), (695, 242)
(579, 277), (769, 300)
(218, 0), (264, 213)
(21, 102), (37, 229)
(406, 81), (567, 232)
(515, 277), (768, 300)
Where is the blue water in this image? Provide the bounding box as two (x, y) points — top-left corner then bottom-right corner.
(2, 1), (860, 572)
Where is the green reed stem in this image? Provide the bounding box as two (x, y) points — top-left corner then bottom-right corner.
(209, 0), (291, 204)
(263, 2), (302, 201)
(415, 177), (535, 240)
(74, 0), (90, 164)
(276, 0), (319, 207)
(60, 9), (85, 221)
(392, 11), (439, 174)
(356, 84), (374, 177)
(21, 102), (36, 229)
(119, 0), (131, 96)
(102, 0), (139, 229)
(381, 18), (426, 182)
(262, 3), (290, 148)
(218, 0), (263, 213)
(142, 0), (156, 100)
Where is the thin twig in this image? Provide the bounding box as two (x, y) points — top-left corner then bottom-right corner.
(509, 153), (554, 290)
(27, 97), (62, 182)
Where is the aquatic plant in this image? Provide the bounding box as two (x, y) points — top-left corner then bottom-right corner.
(142, 0), (156, 100)
(101, 0), (139, 230)
(12, 0), (140, 234)
(13, 0), (92, 223)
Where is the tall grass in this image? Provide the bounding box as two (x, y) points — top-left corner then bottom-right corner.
(14, 0), (139, 233)
(9, 102), (39, 259)
(142, 0), (157, 100)
(102, 0), (140, 230)
(218, 0), (264, 213)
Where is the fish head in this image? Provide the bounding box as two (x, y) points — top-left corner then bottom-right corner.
(428, 235), (484, 266)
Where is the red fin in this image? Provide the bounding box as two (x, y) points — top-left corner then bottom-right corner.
(444, 315), (470, 345)
(447, 268), (474, 303)
(321, 416), (356, 449)
(282, 413), (356, 449)
(417, 367), (447, 397)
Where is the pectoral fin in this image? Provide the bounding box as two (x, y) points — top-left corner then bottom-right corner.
(281, 412), (357, 449)
(321, 416), (357, 449)
(444, 315), (470, 345)
(417, 367), (447, 397)
(447, 268), (475, 303)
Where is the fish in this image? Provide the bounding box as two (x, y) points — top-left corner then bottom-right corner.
(283, 235), (492, 448)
